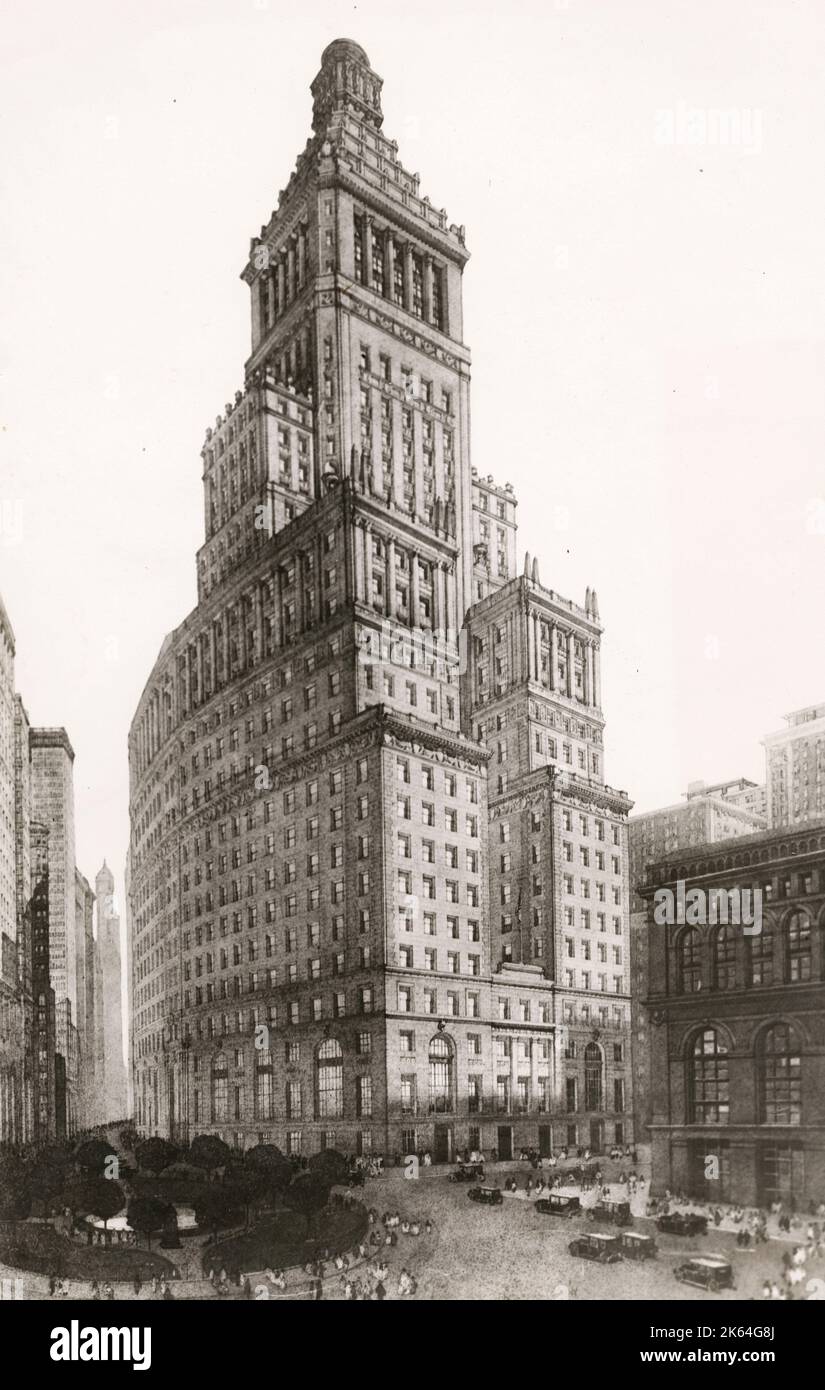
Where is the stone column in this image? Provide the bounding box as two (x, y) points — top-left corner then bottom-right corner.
(403, 243), (414, 313)
(364, 523), (373, 607)
(566, 631), (575, 698)
(423, 255), (434, 323)
(549, 623), (557, 692)
(287, 237), (296, 302)
(277, 256), (286, 316)
(297, 225), (306, 287)
(209, 624), (217, 695)
(386, 540), (396, 619)
(585, 641), (594, 706)
(363, 216), (374, 288)
(410, 550), (420, 628)
(385, 230), (396, 300)
(592, 642), (601, 708)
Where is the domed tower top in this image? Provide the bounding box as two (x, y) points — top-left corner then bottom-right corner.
(95, 860), (115, 894)
(311, 37), (384, 134)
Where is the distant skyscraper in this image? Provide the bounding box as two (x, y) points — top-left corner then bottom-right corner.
(74, 869), (97, 1127)
(764, 704), (825, 829)
(30, 727), (80, 1135)
(0, 593), (28, 1144)
(94, 861), (127, 1122)
(30, 819), (56, 1142)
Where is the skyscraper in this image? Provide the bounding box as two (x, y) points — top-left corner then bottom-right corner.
(30, 727), (80, 1136)
(128, 40), (632, 1161)
(764, 704), (825, 828)
(94, 861), (127, 1123)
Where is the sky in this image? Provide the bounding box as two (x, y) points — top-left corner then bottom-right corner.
(1, 0), (824, 963)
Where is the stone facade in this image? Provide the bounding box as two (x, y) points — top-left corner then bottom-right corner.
(128, 39), (634, 1163)
(641, 822), (825, 1207)
(628, 786), (767, 1140)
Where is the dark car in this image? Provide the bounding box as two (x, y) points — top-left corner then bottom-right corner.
(674, 1256), (735, 1292)
(535, 1194), (582, 1219)
(588, 1199), (632, 1227)
(449, 1161), (485, 1184)
(657, 1212), (708, 1237)
(347, 1167), (366, 1187)
(619, 1231), (657, 1261)
(468, 1185), (503, 1206)
(568, 1233), (623, 1264)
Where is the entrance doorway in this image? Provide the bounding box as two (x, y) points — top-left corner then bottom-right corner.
(589, 1119), (604, 1153)
(433, 1124), (453, 1164)
(539, 1125), (552, 1158)
(497, 1125), (513, 1161)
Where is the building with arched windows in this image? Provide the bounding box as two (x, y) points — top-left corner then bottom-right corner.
(641, 822), (825, 1205)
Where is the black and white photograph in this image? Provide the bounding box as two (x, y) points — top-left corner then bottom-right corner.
(1, 0), (823, 1350)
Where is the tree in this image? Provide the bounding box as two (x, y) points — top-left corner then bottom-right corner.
(194, 1186), (244, 1242)
(127, 1196), (175, 1250)
(27, 1148), (72, 1209)
(189, 1134), (231, 1176)
(69, 1178), (125, 1230)
(0, 1155), (31, 1221)
(135, 1137), (178, 1176)
(226, 1169), (268, 1229)
(308, 1148), (349, 1186)
(283, 1171), (330, 1237)
(244, 1145), (292, 1203)
(74, 1138), (115, 1176)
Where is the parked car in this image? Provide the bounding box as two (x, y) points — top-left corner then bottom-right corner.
(657, 1212), (708, 1237)
(619, 1231), (658, 1261)
(535, 1194), (582, 1219)
(588, 1199), (632, 1227)
(673, 1256), (735, 1292)
(347, 1167), (366, 1187)
(468, 1185), (503, 1206)
(449, 1161), (485, 1184)
(568, 1233), (623, 1264)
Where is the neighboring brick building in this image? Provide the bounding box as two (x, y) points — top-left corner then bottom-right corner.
(640, 822), (825, 1206)
(628, 784), (766, 1142)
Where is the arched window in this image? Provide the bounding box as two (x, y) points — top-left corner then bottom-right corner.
(748, 916), (774, 986)
(428, 1035), (453, 1114)
(687, 1029), (729, 1124)
(316, 1038), (343, 1119)
(760, 1024), (801, 1125)
(713, 925), (737, 991)
(678, 928), (703, 993)
(786, 912), (811, 983)
(584, 1042), (603, 1111)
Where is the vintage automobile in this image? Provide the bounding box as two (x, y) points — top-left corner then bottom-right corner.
(535, 1193), (582, 1218)
(448, 1161), (486, 1184)
(346, 1167), (367, 1188)
(588, 1199), (633, 1227)
(568, 1233), (624, 1264)
(657, 1212), (708, 1237)
(673, 1256), (735, 1293)
(468, 1185), (503, 1206)
(619, 1231), (658, 1261)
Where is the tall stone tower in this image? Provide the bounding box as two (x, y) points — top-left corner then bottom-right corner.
(94, 861), (127, 1122)
(129, 40), (633, 1164)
